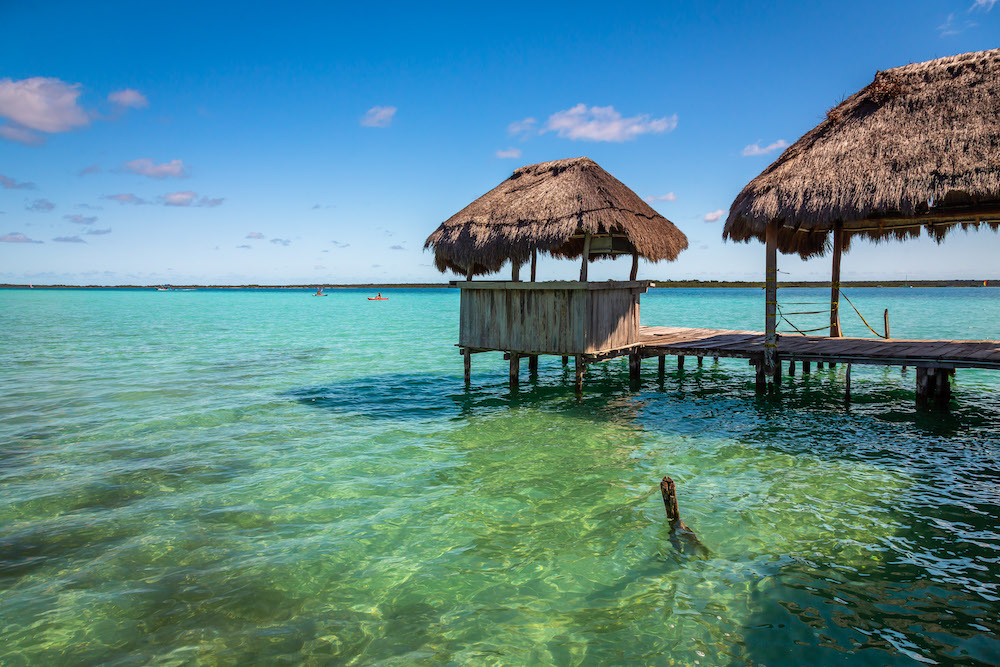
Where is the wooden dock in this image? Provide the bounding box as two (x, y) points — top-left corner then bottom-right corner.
(638, 326), (1000, 370)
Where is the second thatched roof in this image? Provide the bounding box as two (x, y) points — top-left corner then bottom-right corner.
(425, 157), (688, 276)
(724, 48), (1000, 257)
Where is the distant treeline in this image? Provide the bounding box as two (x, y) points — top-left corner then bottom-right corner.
(1, 279), (993, 289)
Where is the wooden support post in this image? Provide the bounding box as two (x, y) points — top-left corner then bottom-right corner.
(562, 355), (569, 366)
(713, 356), (719, 363)
(935, 369), (954, 410)
(697, 356), (703, 367)
(463, 348), (471, 384)
(830, 362), (837, 369)
(755, 362), (766, 393)
(575, 355), (585, 392)
(528, 354), (538, 375)
(530, 249), (537, 282)
(677, 355), (685, 370)
(629, 353), (641, 383)
(509, 352), (519, 387)
(884, 308), (890, 339)
(818, 361), (824, 370)
(901, 365), (908, 374)
(579, 232), (592, 282)
(511, 261), (520, 282)
(845, 363), (852, 402)
(802, 360), (811, 374)
(772, 359), (782, 387)
(916, 366), (930, 408)
(466, 265), (474, 281)
(658, 355), (665, 378)
(788, 359), (796, 376)
(830, 221), (844, 337)
(630, 252), (639, 281)
(764, 220), (779, 377)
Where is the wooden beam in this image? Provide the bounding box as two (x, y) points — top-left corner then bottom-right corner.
(528, 354), (538, 375)
(580, 232), (592, 282)
(630, 252), (638, 281)
(629, 353), (641, 382)
(830, 221), (844, 337)
(510, 352), (519, 387)
(845, 363), (852, 402)
(530, 249), (537, 282)
(463, 348), (471, 384)
(658, 355), (665, 378)
(764, 219), (779, 374)
(575, 355), (585, 392)
(677, 355), (685, 370)
(512, 261), (520, 282)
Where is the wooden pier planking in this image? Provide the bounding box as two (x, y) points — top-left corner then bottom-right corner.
(636, 326), (1000, 370)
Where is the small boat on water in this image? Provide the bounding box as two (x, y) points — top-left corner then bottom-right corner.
(368, 292), (388, 301)
(314, 287), (327, 296)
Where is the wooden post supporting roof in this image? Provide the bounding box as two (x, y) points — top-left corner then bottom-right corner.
(530, 249), (537, 282)
(764, 220), (779, 375)
(580, 232), (592, 281)
(512, 261), (520, 282)
(830, 221), (844, 337)
(630, 252), (639, 281)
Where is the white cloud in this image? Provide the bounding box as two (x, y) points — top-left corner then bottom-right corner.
(704, 209), (725, 222)
(544, 104), (677, 142)
(742, 139), (789, 156)
(507, 117), (538, 138)
(361, 105), (396, 128)
(0, 231), (43, 243)
(27, 199), (55, 212)
(122, 158), (188, 178)
(0, 77), (89, 133)
(237, 244), (252, 249)
(495, 147), (522, 159)
(0, 174), (35, 190)
(108, 89), (148, 109)
(64, 214), (97, 224)
(971, 0), (997, 10)
(162, 191), (197, 206)
(197, 196), (224, 207)
(53, 235), (85, 243)
(246, 232), (264, 239)
(0, 124), (44, 145)
(270, 238), (291, 246)
(104, 193), (147, 205)
(645, 193), (677, 203)
(78, 164), (101, 176)
(85, 228), (111, 235)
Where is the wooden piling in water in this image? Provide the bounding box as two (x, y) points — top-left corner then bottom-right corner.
(788, 359), (796, 376)
(697, 356), (703, 367)
(575, 355), (585, 392)
(677, 355), (685, 370)
(803, 360), (811, 374)
(845, 363), (852, 402)
(510, 352), (519, 386)
(463, 348), (471, 384)
(658, 355), (665, 379)
(629, 353), (641, 382)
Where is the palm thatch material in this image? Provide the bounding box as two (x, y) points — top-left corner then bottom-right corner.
(724, 48), (1000, 258)
(425, 157), (688, 276)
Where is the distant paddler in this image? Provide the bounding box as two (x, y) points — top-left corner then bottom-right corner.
(314, 287), (326, 296)
(368, 292), (388, 301)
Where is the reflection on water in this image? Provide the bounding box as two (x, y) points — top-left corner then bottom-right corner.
(1, 288), (998, 665)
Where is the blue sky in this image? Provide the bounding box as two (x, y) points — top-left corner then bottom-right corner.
(1, 0), (998, 285)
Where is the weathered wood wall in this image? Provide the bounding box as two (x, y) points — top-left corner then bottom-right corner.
(458, 281), (649, 355)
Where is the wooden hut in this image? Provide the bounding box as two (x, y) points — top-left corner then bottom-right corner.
(722, 48), (1000, 399)
(425, 156), (688, 389)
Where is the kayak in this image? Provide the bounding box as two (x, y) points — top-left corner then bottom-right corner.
(368, 297), (389, 301)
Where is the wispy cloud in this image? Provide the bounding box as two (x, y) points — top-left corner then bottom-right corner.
(0, 174), (35, 190)
(121, 158), (188, 178)
(0, 231), (43, 243)
(78, 164), (101, 176)
(495, 147), (522, 159)
(390, 244), (404, 250)
(270, 238), (291, 246)
(85, 228), (111, 235)
(237, 244), (252, 249)
(64, 214), (97, 224)
(742, 139), (789, 156)
(361, 105), (396, 127)
(161, 191), (223, 207)
(507, 117), (538, 139)
(938, 12), (978, 35)
(331, 241), (350, 248)
(645, 193), (677, 203)
(108, 89), (148, 109)
(27, 199), (55, 212)
(104, 193), (147, 205)
(544, 104), (677, 142)
(970, 0), (997, 10)
(53, 235), (85, 243)
(246, 232), (264, 239)
(0, 125), (45, 145)
(704, 209), (725, 222)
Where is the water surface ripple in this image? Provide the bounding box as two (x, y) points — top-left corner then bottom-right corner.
(1, 287), (998, 665)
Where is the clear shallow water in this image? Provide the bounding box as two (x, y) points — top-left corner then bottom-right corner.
(1, 287), (998, 665)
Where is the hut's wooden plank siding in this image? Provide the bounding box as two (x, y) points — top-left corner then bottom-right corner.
(458, 281), (649, 355)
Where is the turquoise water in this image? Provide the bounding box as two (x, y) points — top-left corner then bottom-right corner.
(1, 287), (998, 665)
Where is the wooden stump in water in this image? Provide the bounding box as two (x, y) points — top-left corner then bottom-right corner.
(659, 476), (709, 557)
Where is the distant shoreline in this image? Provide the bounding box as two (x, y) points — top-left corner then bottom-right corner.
(1, 279), (994, 290)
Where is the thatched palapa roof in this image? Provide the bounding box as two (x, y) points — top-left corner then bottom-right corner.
(724, 48), (1000, 258)
(425, 157), (688, 276)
